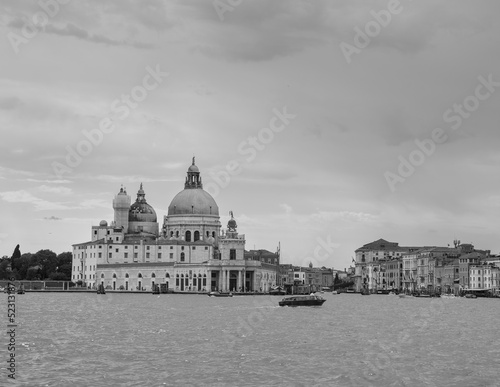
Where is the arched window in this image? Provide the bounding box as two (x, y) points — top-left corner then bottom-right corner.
(113, 273), (117, 278)
(181, 252), (185, 262)
(138, 273), (143, 278)
(185, 231), (191, 242)
(166, 273), (170, 278)
(170, 231), (173, 237)
(151, 273), (156, 278)
(212, 231), (215, 238)
(194, 231), (200, 242)
(125, 273), (129, 278)
(176, 231), (179, 238)
(100, 273), (104, 278)
(206, 231), (210, 238)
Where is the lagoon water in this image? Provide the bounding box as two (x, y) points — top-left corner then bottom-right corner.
(3, 292), (500, 386)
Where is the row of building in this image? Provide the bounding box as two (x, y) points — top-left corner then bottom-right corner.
(72, 158), (355, 294)
(353, 238), (500, 295)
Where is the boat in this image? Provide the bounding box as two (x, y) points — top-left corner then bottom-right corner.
(360, 289), (370, 295)
(399, 294), (414, 298)
(208, 291), (233, 297)
(278, 295), (326, 307)
(269, 286), (286, 295)
(465, 293), (477, 299)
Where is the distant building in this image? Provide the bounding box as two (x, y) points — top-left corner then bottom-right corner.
(354, 239), (420, 292)
(72, 159), (279, 292)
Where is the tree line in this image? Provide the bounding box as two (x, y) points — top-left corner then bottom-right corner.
(0, 245), (72, 281)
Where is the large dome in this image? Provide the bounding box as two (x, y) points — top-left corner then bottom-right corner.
(168, 189), (219, 216)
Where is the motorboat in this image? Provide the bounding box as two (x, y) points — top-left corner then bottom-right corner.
(208, 291), (233, 297)
(278, 294), (326, 307)
(269, 287), (286, 295)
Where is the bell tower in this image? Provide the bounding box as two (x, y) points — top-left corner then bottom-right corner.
(113, 186), (131, 230)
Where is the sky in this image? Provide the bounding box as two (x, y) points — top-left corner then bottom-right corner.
(1, 0), (500, 270)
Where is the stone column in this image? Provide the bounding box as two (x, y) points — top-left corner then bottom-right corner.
(221, 269), (226, 292)
(238, 270), (242, 291)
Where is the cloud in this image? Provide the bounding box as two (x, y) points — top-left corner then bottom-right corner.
(280, 203), (293, 214)
(0, 97), (22, 110)
(0, 190), (70, 211)
(44, 23), (153, 49)
(38, 185), (73, 195)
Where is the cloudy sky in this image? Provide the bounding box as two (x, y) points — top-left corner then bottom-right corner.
(1, 0), (500, 269)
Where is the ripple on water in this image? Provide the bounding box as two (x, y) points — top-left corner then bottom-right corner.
(5, 293), (500, 386)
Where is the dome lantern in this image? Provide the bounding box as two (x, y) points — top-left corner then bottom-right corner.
(185, 156), (202, 189)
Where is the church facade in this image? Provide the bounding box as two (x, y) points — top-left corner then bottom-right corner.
(71, 159), (279, 292)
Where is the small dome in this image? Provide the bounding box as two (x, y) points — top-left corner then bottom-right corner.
(129, 202), (157, 222)
(188, 156), (199, 173)
(188, 164), (199, 173)
(129, 183), (157, 222)
(228, 218), (237, 229)
(99, 220), (108, 227)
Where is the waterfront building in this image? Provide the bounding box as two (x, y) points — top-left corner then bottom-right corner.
(385, 257), (402, 290)
(72, 159), (279, 292)
(469, 264), (498, 292)
(355, 239), (419, 292)
(458, 252), (484, 290)
(402, 250), (420, 292)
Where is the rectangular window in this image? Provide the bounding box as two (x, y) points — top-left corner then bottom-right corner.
(158, 253), (162, 259)
(205, 247), (208, 250)
(109, 253), (112, 258)
(98, 253), (102, 258)
(170, 246), (173, 249)
(146, 252), (150, 259)
(182, 246), (185, 250)
(116, 237), (119, 241)
(147, 246), (150, 250)
(170, 253), (173, 259)
(134, 253), (138, 259)
(124, 253), (128, 259)
(230, 249), (236, 260)
(125, 246), (128, 249)
(115, 248), (119, 253)
(192, 246), (196, 250)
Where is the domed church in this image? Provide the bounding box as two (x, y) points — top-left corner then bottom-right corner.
(72, 158), (279, 293)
